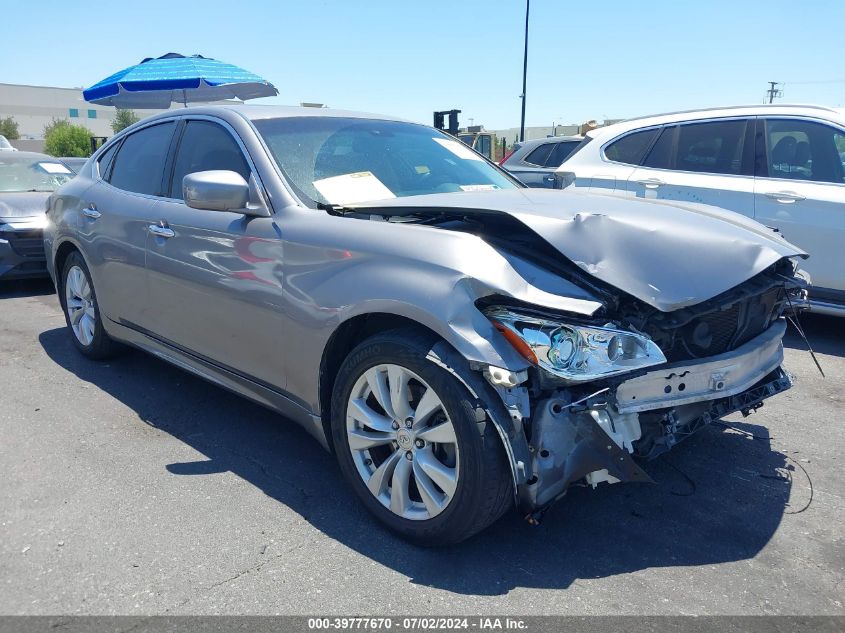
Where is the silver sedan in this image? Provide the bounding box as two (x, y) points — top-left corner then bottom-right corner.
(44, 105), (806, 544)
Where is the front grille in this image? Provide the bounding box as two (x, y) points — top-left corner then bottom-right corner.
(652, 287), (784, 363)
(2, 229), (45, 259)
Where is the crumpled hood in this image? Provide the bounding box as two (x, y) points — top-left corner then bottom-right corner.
(0, 192), (50, 219)
(350, 189), (807, 312)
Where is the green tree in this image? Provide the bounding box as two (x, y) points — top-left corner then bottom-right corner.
(0, 116), (20, 140)
(43, 117), (71, 139)
(44, 122), (94, 157)
(111, 109), (140, 134)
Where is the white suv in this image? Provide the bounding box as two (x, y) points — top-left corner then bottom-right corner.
(556, 105), (845, 316)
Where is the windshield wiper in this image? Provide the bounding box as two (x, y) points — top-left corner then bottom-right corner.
(315, 201), (357, 216)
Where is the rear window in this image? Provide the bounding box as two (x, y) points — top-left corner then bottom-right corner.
(109, 122), (176, 196)
(524, 143), (554, 167)
(604, 129), (659, 165)
(544, 141), (580, 167)
(560, 136), (592, 163)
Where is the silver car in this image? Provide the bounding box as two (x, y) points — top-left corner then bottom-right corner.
(500, 135), (583, 188)
(45, 105), (806, 544)
(1, 152), (74, 279)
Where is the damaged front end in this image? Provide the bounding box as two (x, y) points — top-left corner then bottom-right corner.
(479, 259), (805, 520)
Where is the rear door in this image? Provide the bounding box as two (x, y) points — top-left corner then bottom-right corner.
(77, 120), (176, 327)
(145, 117), (288, 387)
(754, 117), (845, 297)
(588, 127), (662, 193)
(626, 118), (756, 218)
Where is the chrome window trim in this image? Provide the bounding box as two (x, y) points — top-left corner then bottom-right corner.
(600, 116), (753, 168)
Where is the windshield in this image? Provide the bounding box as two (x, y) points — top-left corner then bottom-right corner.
(254, 117), (519, 206)
(0, 155), (74, 192)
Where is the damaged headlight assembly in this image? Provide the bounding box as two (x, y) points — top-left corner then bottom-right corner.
(486, 308), (667, 382)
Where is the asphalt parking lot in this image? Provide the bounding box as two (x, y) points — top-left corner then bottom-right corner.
(1, 278), (843, 616)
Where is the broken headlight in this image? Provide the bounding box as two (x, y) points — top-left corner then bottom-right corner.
(486, 308), (666, 382)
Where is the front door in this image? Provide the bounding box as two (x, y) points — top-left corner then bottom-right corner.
(144, 118), (289, 388)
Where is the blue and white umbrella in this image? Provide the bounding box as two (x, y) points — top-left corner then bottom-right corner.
(83, 52), (278, 109)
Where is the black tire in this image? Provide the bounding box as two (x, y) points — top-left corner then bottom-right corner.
(331, 328), (513, 546)
(59, 251), (121, 360)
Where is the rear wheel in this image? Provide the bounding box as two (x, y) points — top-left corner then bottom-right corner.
(331, 329), (512, 545)
(60, 251), (120, 359)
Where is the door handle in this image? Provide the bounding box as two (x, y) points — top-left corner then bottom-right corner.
(635, 178), (665, 189)
(764, 191), (805, 204)
(148, 224), (175, 238)
(82, 205), (101, 219)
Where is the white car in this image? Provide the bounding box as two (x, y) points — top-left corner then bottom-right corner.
(0, 135), (18, 151)
(556, 105), (845, 316)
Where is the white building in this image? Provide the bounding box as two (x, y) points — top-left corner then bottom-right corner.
(0, 83), (239, 151)
(0, 83), (136, 139)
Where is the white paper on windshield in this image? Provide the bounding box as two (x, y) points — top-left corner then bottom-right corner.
(38, 162), (72, 174)
(459, 184), (499, 192)
(432, 137), (484, 161)
(313, 171), (396, 205)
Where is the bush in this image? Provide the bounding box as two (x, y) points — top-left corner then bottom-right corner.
(0, 116), (19, 140)
(44, 121), (94, 157)
(111, 109), (140, 134)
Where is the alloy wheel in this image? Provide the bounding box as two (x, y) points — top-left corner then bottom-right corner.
(346, 363), (460, 520)
(64, 265), (96, 347)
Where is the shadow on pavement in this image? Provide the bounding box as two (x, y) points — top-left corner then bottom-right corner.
(38, 326), (795, 595)
(784, 313), (844, 358)
(0, 278), (54, 299)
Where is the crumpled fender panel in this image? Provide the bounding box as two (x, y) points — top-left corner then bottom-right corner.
(348, 189), (807, 312)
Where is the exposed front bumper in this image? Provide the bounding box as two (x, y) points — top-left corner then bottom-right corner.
(518, 321), (792, 514)
(614, 319), (786, 413)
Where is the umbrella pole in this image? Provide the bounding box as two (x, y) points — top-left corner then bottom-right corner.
(182, 89), (187, 107)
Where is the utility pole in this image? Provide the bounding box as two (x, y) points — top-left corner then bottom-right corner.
(766, 81), (782, 104)
(519, 0), (530, 142)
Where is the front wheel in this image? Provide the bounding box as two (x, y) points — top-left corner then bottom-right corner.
(331, 329), (512, 545)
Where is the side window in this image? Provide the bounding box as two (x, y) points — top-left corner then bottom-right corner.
(642, 126), (675, 169)
(96, 142), (120, 180)
(524, 143), (554, 167)
(674, 119), (747, 175)
(604, 129), (659, 165)
(476, 135), (491, 158)
(544, 141), (579, 168)
(169, 120), (251, 199)
(764, 119), (845, 184)
(108, 122), (176, 196)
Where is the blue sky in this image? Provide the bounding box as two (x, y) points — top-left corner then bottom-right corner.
(3, 0), (843, 129)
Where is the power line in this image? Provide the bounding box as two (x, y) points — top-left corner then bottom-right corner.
(783, 78), (845, 85)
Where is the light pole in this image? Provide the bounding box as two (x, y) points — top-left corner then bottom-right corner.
(519, 0), (529, 142)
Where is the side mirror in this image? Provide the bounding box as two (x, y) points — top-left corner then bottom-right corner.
(183, 170), (269, 216)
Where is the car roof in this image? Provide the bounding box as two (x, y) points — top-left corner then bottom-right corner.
(587, 104), (845, 140)
(134, 103), (413, 126)
(518, 135), (583, 148)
